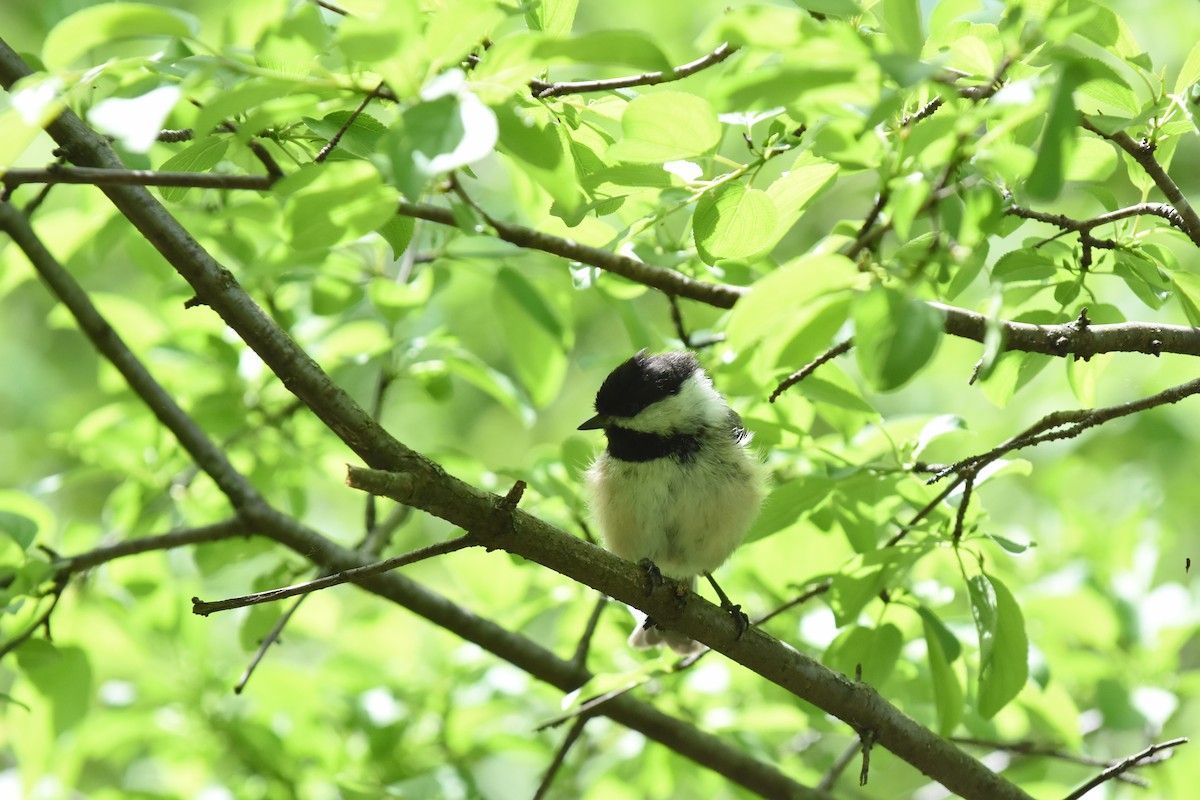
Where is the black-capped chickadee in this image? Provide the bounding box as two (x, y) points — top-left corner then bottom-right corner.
(579, 350), (766, 655)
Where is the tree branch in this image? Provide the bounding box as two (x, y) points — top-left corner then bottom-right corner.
(1079, 116), (1200, 247)
(395, 197), (746, 308)
(931, 374), (1200, 484)
(530, 42), (738, 99)
(1061, 737), (1188, 800)
(192, 533), (478, 615)
(933, 302), (1200, 359)
(2, 166), (275, 191)
(345, 465), (1034, 800)
(1006, 201), (1189, 268)
(54, 519), (250, 576)
(0, 201), (265, 511)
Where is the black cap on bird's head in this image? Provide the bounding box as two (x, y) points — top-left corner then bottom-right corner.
(578, 350), (700, 430)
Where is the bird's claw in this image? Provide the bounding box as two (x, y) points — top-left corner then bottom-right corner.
(725, 603), (749, 640)
(637, 558), (663, 596)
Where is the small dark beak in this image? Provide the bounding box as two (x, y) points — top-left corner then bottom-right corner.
(578, 414), (607, 431)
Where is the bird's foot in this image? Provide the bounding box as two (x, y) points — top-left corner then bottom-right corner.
(636, 558), (663, 597)
(704, 572), (750, 640)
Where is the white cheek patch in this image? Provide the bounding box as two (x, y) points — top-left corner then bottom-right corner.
(619, 373), (727, 434)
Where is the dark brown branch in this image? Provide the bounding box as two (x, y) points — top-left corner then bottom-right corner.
(770, 338), (854, 402)
(2, 166), (275, 191)
(530, 42), (738, 99)
(1062, 737), (1188, 800)
(315, 83), (381, 163)
(571, 595), (609, 668)
(192, 533), (477, 615)
(346, 465), (1034, 800)
(396, 198), (747, 309)
(1006, 201), (1189, 268)
(1080, 116), (1200, 247)
(934, 302), (1200, 359)
(951, 738), (1148, 787)
(932, 375), (1200, 484)
(533, 716), (590, 800)
(901, 55), (1016, 127)
(55, 519), (250, 576)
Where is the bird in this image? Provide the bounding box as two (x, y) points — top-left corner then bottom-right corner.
(579, 350), (766, 655)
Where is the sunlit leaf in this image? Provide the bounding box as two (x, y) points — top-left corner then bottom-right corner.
(607, 92), (721, 164)
(968, 572), (1029, 718)
(693, 183), (778, 264)
(43, 2), (196, 69)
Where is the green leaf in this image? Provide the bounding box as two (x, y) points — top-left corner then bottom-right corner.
(853, 286), (943, 392)
(794, 0), (861, 14)
(744, 476), (834, 543)
(0, 511), (38, 551)
(414, 354), (535, 425)
(494, 267), (570, 408)
(1174, 39), (1200, 95)
(1027, 64), (1085, 201)
(43, 2), (197, 69)
(531, 31), (672, 71)
(158, 137), (229, 202)
(829, 546), (928, 626)
(193, 79), (298, 140)
(882, 0), (924, 57)
(968, 572), (1029, 718)
(15, 641), (92, 734)
(526, 0), (579, 36)
(726, 254), (861, 352)
(704, 5), (805, 49)
(377, 215), (416, 261)
(368, 269), (432, 323)
(991, 250), (1058, 283)
(607, 92), (721, 164)
(495, 101), (585, 215)
(920, 610), (965, 735)
(279, 162), (399, 251)
(916, 605), (962, 662)
(693, 183), (778, 264)
(1171, 272), (1200, 326)
(1113, 252), (1171, 310)
(825, 624), (903, 686)
(912, 414), (967, 459)
(302, 111), (387, 160)
(762, 152), (839, 248)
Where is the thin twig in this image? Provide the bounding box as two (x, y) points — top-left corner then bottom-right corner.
(931, 375), (1200, 484)
(770, 339), (854, 402)
(234, 592), (309, 694)
(1061, 737), (1188, 800)
(571, 595), (609, 668)
(2, 166), (275, 191)
(532, 716), (590, 800)
(817, 739), (861, 792)
(1006, 201), (1188, 268)
(315, 82), (382, 163)
(191, 534), (478, 615)
(530, 43), (738, 99)
(1079, 116), (1200, 247)
(951, 738), (1149, 786)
